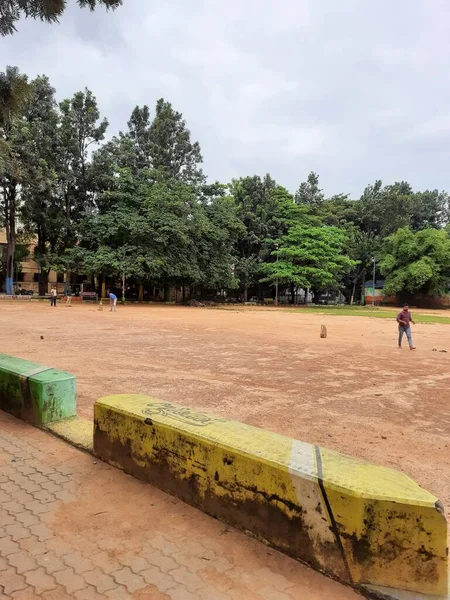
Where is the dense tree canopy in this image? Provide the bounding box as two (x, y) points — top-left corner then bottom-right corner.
(1, 64), (450, 304)
(380, 228), (450, 297)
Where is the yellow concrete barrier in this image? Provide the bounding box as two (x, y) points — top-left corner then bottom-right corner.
(94, 394), (448, 598)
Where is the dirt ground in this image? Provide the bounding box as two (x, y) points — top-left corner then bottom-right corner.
(1, 301), (449, 515)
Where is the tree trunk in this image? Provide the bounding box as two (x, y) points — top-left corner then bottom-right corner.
(182, 285), (186, 301)
(312, 289), (321, 304)
(39, 269), (49, 296)
(290, 282), (295, 304)
(138, 284), (144, 302)
(304, 288), (309, 304)
(5, 185), (16, 295)
(243, 284), (248, 302)
(360, 269), (367, 305)
(65, 270), (72, 294)
(5, 225), (14, 295)
(164, 283), (170, 303)
(350, 279), (357, 305)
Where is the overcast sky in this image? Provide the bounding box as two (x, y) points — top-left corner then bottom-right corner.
(2, 0), (450, 197)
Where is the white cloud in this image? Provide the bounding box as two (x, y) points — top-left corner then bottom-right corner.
(2, 0), (450, 195)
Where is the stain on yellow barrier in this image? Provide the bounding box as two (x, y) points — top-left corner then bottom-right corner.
(94, 395), (448, 598)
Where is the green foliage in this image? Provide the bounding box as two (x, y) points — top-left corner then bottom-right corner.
(0, 0), (123, 36)
(2, 64), (450, 303)
(380, 227), (450, 296)
(261, 221), (355, 292)
(294, 171), (324, 214)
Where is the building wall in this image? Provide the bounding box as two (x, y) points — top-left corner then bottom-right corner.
(0, 230), (59, 294)
(364, 285), (450, 308)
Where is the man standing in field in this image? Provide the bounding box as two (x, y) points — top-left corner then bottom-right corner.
(65, 287), (72, 307)
(108, 290), (117, 312)
(397, 304), (416, 350)
(50, 286), (57, 307)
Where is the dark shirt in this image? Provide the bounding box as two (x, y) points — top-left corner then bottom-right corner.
(397, 310), (413, 327)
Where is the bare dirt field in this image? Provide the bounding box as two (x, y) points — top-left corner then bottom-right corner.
(1, 301), (449, 514)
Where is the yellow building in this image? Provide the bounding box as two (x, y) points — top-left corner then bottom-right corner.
(0, 229), (61, 295)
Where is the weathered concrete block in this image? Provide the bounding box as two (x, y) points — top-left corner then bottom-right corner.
(0, 354), (76, 426)
(94, 394), (448, 599)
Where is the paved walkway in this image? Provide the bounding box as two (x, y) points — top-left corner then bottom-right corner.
(0, 411), (358, 600)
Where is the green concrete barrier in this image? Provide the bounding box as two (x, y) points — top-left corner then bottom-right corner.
(0, 354), (76, 426)
(94, 394), (448, 599)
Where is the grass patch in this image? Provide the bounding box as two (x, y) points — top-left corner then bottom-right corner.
(283, 306), (450, 324)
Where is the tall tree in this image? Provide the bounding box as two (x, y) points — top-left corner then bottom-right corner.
(0, 66), (31, 294)
(231, 174), (282, 300)
(20, 75), (64, 295)
(148, 99), (204, 185)
(58, 88), (108, 249)
(295, 171), (324, 214)
(0, 0), (123, 36)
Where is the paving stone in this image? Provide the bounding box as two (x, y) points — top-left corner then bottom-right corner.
(24, 567), (57, 594)
(170, 566), (203, 593)
(35, 551), (66, 574)
(4, 523), (32, 542)
(7, 551), (38, 574)
(63, 552), (94, 574)
(141, 566), (176, 593)
(90, 549), (122, 572)
(54, 567), (87, 594)
(14, 512), (40, 528)
(84, 568), (118, 593)
(73, 586), (110, 600)
(2, 569), (27, 595)
(111, 566), (147, 593)
(145, 548), (178, 572)
(0, 536), (21, 556)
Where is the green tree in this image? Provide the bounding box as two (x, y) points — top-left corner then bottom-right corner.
(0, 0), (123, 36)
(294, 171), (324, 214)
(20, 75), (64, 295)
(0, 66), (31, 294)
(261, 221), (355, 303)
(148, 99), (204, 185)
(231, 174), (285, 300)
(380, 227), (450, 297)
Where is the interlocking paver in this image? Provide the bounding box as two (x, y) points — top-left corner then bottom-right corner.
(45, 539), (72, 558)
(141, 566), (176, 593)
(73, 586), (110, 600)
(170, 565), (203, 592)
(111, 566), (147, 593)
(8, 551), (38, 574)
(121, 553), (149, 573)
(145, 548), (178, 572)
(1, 568), (27, 595)
(29, 523), (53, 542)
(104, 587), (133, 600)
(53, 567), (87, 594)
(171, 551), (209, 573)
(4, 523), (32, 542)
(23, 567), (57, 594)
(63, 552), (94, 574)
(0, 536), (21, 556)
(2, 501), (25, 514)
(169, 586), (201, 600)
(35, 550), (67, 574)
(14, 512), (40, 528)
(0, 409), (357, 600)
(83, 568), (118, 593)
